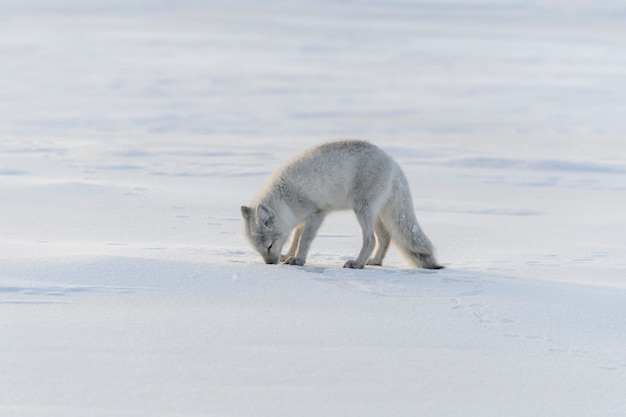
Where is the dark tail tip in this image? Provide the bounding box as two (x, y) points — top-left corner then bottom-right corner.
(417, 253), (444, 269)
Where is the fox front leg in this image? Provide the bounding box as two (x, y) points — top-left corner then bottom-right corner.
(283, 210), (326, 266)
(281, 223), (305, 262)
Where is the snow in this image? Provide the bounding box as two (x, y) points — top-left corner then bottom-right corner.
(1, 1), (626, 416)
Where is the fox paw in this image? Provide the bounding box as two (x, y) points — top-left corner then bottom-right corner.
(283, 256), (305, 266)
(366, 258), (383, 266)
(343, 260), (365, 269)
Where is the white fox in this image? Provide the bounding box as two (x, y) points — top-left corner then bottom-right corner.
(241, 140), (443, 269)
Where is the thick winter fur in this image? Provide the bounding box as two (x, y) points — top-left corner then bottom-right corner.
(241, 140), (443, 269)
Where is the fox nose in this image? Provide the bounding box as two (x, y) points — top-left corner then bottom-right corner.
(264, 255), (279, 264)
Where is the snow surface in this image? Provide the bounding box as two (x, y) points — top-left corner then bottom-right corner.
(1, 1), (626, 416)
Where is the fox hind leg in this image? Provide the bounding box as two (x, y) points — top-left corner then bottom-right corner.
(344, 204), (377, 269)
(366, 217), (391, 266)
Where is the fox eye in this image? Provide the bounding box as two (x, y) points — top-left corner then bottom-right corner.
(267, 242), (273, 252)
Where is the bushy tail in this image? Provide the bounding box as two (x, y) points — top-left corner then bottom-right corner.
(381, 170), (443, 269)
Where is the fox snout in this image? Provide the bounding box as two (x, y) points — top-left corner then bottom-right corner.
(263, 254), (280, 265)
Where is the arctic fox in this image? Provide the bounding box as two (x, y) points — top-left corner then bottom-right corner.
(241, 140), (442, 269)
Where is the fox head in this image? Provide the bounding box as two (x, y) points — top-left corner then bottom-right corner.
(241, 204), (288, 264)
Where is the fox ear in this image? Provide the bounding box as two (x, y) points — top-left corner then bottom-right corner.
(241, 206), (253, 221)
(256, 204), (274, 228)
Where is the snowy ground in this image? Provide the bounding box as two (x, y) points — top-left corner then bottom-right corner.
(1, 1), (626, 416)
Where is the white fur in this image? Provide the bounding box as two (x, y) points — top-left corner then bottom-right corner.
(241, 140), (442, 269)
